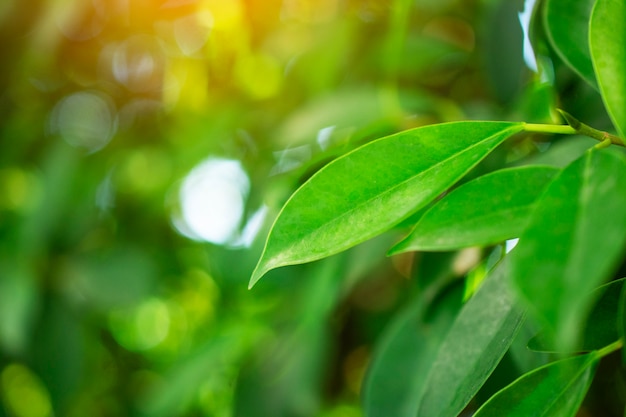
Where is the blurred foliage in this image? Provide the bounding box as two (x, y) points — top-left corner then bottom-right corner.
(0, 0), (617, 416)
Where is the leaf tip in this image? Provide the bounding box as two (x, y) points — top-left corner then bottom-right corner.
(248, 264), (267, 289)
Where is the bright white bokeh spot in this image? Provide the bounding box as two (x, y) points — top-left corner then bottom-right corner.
(518, 0), (538, 72)
(177, 158), (251, 245)
(49, 91), (117, 152)
(505, 238), (520, 254)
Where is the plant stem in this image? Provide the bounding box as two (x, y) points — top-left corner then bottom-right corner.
(595, 339), (623, 359)
(522, 110), (626, 148)
(523, 123), (576, 135)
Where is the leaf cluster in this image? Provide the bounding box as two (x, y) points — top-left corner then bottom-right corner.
(250, 0), (626, 415)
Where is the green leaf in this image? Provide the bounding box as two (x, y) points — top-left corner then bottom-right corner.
(250, 121), (523, 287)
(590, 0), (626, 138)
(417, 259), (525, 417)
(529, 279), (626, 352)
(362, 284), (463, 417)
(543, 0), (597, 89)
(473, 353), (598, 417)
(511, 149), (626, 352)
(390, 166), (559, 253)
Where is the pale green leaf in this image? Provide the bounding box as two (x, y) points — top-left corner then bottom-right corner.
(590, 0), (626, 137)
(362, 284), (463, 417)
(511, 149), (626, 352)
(250, 122), (523, 287)
(473, 354), (598, 417)
(417, 259), (525, 417)
(543, 0), (597, 89)
(390, 166), (559, 253)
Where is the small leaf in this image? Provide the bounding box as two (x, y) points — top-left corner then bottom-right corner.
(417, 258), (525, 417)
(543, 0), (597, 89)
(250, 122), (523, 287)
(473, 353), (598, 417)
(511, 149), (626, 352)
(362, 284), (463, 417)
(528, 278), (626, 352)
(590, 0), (626, 137)
(390, 166), (559, 253)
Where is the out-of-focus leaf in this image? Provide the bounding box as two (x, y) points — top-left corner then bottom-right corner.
(275, 88), (386, 148)
(142, 324), (263, 417)
(362, 284), (463, 417)
(529, 279), (625, 352)
(0, 259), (38, 355)
(543, 0), (597, 89)
(250, 122), (524, 287)
(518, 136), (597, 168)
(473, 353), (598, 417)
(590, 0), (626, 137)
(417, 259), (525, 417)
(235, 256), (345, 417)
(64, 246), (156, 309)
(390, 166), (558, 253)
(511, 149), (626, 352)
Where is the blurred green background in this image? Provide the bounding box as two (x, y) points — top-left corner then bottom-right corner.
(0, 0), (607, 416)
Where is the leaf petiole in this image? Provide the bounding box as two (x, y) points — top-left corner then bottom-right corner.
(522, 110), (625, 147)
(594, 339), (623, 359)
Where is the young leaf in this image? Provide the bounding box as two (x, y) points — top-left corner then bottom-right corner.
(510, 149), (626, 352)
(390, 166), (559, 253)
(250, 122), (523, 287)
(543, 0), (597, 89)
(473, 353), (598, 417)
(362, 284), (463, 417)
(590, 0), (626, 138)
(417, 258), (525, 417)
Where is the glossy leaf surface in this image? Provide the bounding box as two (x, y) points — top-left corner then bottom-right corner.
(417, 259), (525, 417)
(390, 166), (559, 253)
(362, 285), (463, 417)
(590, 0), (626, 137)
(250, 122), (523, 287)
(543, 0), (597, 88)
(511, 149), (626, 352)
(473, 354), (598, 417)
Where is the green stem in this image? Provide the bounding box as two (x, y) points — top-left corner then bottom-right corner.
(522, 110), (626, 148)
(523, 123), (577, 135)
(595, 339), (623, 359)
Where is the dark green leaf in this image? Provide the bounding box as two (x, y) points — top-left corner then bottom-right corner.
(390, 166), (559, 253)
(529, 279), (626, 352)
(511, 149), (626, 352)
(590, 0), (626, 137)
(362, 284), (463, 417)
(417, 259), (525, 417)
(543, 0), (597, 89)
(473, 353), (598, 417)
(250, 122), (523, 287)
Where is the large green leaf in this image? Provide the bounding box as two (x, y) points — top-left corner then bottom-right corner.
(473, 353), (598, 417)
(511, 149), (626, 352)
(249, 122), (523, 287)
(529, 279), (625, 352)
(590, 0), (626, 138)
(390, 166), (559, 253)
(362, 284), (463, 417)
(543, 0), (597, 89)
(417, 259), (525, 417)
